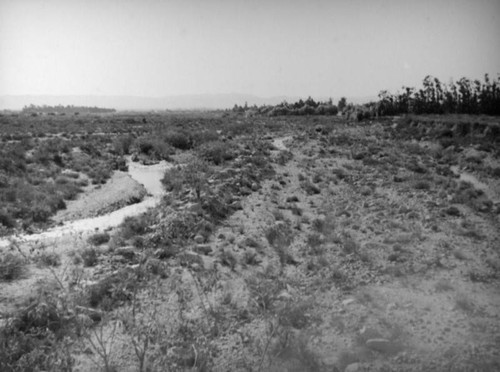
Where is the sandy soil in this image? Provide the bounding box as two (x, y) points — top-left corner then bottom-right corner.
(2, 122), (500, 371)
(53, 171), (148, 223)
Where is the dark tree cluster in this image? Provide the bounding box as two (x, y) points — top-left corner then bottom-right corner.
(233, 96), (339, 116)
(377, 74), (500, 116)
(22, 104), (116, 115)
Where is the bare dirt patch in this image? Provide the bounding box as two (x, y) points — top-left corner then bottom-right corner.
(53, 171), (147, 223)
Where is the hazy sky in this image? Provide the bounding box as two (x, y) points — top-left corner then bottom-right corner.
(1, 0), (499, 98)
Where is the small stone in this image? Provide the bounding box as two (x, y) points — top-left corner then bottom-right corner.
(194, 235), (204, 244)
(230, 201), (243, 210)
(251, 182), (259, 191)
(344, 363), (360, 372)
(366, 338), (394, 353)
(342, 298), (355, 306)
(277, 290), (292, 300)
(286, 195), (299, 202)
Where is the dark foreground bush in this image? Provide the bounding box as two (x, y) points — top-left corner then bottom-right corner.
(0, 209), (16, 228)
(0, 293), (75, 371)
(0, 253), (26, 281)
(87, 232), (111, 246)
(86, 267), (145, 310)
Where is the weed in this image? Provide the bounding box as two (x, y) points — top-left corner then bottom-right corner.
(413, 180), (432, 190)
(247, 276), (282, 313)
(272, 209), (285, 221)
(301, 180), (321, 195)
(342, 234), (359, 254)
(0, 252), (26, 281)
(87, 269), (141, 310)
(454, 293), (475, 314)
(265, 223), (295, 266)
(219, 249), (237, 270)
(306, 233), (324, 255)
(162, 159), (212, 200)
(81, 247), (99, 267)
(198, 140), (236, 165)
(278, 302), (311, 329)
(120, 214), (151, 240)
(36, 251), (61, 267)
(434, 278), (454, 292)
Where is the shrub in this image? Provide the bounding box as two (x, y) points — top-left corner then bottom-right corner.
(120, 214), (152, 240)
(0, 209), (16, 228)
(198, 140), (236, 165)
(202, 194), (232, 222)
(266, 223), (295, 266)
(164, 130), (193, 150)
(81, 247), (99, 267)
(86, 268), (143, 310)
(162, 159), (211, 200)
(87, 232), (111, 246)
(0, 253), (26, 281)
(113, 134), (134, 155)
(134, 136), (172, 160)
(0, 294), (75, 371)
(36, 251), (61, 267)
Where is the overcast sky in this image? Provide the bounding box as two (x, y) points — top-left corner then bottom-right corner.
(1, 0), (499, 99)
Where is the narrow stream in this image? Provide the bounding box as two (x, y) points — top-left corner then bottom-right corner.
(0, 158), (172, 247)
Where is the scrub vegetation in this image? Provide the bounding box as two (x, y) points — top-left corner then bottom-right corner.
(1, 98), (500, 371)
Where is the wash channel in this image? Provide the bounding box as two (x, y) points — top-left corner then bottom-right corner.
(0, 158), (172, 248)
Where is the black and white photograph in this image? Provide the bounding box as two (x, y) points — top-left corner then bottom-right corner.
(1, 0), (499, 371)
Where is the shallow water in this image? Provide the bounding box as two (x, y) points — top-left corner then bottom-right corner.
(0, 158), (172, 247)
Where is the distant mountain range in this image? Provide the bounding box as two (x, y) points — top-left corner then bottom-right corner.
(0, 94), (377, 111)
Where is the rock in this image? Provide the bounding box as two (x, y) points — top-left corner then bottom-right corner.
(277, 290), (293, 301)
(344, 363), (360, 372)
(251, 182), (259, 191)
(230, 201), (243, 210)
(366, 338), (396, 353)
(194, 234), (205, 244)
(342, 298), (355, 306)
(286, 195), (299, 202)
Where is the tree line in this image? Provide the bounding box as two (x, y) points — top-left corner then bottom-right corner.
(22, 104), (116, 115)
(377, 74), (500, 116)
(233, 96), (342, 116)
